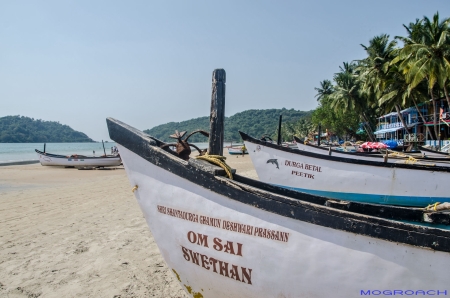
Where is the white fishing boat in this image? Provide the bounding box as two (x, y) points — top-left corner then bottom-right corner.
(35, 149), (121, 167)
(227, 146), (248, 155)
(241, 132), (450, 207)
(107, 117), (450, 297)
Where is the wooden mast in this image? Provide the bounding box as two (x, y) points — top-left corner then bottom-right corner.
(208, 69), (226, 156)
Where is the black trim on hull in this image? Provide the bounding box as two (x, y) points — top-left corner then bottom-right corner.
(106, 118), (450, 253)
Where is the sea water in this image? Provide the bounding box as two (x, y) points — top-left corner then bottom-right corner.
(0, 142), (223, 164)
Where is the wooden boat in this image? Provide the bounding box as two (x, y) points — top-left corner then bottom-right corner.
(294, 138), (450, 165)
(227, 146), (248, 155)
(35, 149), (121, 167)
(241, 132), (450, 207)
(107, 117), (450, 297)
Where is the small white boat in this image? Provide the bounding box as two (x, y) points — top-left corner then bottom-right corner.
(107, 118), (450, 297)
(35, 149), (121, 167)
(227, 146), (248, 155)
(241, 132), (450, 207)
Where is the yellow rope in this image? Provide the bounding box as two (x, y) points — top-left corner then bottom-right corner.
(131, 185), (138, 193)
(386, 150), (435, 166)
(425, 202), (440, 211)
(196, 154), (233, 179)
(434, 202), (440, 211)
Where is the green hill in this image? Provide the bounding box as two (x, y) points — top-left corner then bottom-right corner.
(0, 116), (94, 143)
(144, 108), (312, 142)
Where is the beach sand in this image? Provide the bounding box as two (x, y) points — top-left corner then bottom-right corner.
(0, 152), (256, 298)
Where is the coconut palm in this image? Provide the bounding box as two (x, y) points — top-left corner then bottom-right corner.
(357, 34), (415, 135)
(358, 34), (398, 98)
(394, 12), (450, 137)
(329, 62), (376, 141)
(314, 80), (333, 102)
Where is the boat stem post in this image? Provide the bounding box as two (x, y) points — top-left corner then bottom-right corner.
(208, 69), (226, 156)
(277, 115), (282, 146)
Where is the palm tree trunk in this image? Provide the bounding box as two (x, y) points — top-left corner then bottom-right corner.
(430, 90), (438, 139)
(444, 84), (450, 108)
(411, 96), (433, 139)
(361, 113), (375, 142)
(394, 104), (411, 135)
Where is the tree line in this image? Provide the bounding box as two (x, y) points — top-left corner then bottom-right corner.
(311, 12), (450, 141)
(144, 108), (312, 142)
(149, 12), (450, 143)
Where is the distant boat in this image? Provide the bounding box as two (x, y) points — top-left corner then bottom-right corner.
(107, 117), (450, 297)
(241, 131), (450, 207)
(35, 149), (121, 167)
(227, 146), (248, 155)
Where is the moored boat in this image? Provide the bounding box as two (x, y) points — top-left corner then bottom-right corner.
(241, 132), (450, 207)
(227, 146), (248, 155)
(107, 117), (450, 297)
(35, 149), (121, 167)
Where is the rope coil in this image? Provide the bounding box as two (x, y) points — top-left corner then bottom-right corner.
(196, 153), (233, 179)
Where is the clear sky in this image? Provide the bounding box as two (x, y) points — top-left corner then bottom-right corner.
(1, 1), (449, 141)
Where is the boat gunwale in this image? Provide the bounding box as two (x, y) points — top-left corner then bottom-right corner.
(420, 146), (450, 156)
(106, 117), (450, 253)
(294, 136), (450, 161)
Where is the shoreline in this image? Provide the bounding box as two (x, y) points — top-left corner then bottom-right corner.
(0, 160), (39, 167)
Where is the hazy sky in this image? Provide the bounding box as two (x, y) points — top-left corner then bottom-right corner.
(1, 1), (449, 141)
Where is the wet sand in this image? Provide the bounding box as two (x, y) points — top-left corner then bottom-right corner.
(0, 152), (256, 297)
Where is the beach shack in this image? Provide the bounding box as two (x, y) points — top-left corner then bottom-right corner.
(374, 97), (450, 149)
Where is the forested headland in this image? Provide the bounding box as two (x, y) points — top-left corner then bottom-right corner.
(0, 116), (94, 143)
(144, 108), (312, 142)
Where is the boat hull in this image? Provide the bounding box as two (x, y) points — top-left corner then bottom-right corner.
(227, 147), (248, 155)
(245, 141), (449, 206)
(118, 144), (450, 297)
(36, 152), (121, 167)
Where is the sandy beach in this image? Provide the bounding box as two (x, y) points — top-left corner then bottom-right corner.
(0, 152), (256, 298)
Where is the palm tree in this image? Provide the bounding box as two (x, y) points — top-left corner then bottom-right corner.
(329, 62), (376, 141)
(358, 34), (398, 98)
(394, 12), (450, 137)
(314, 80), (333, 102)
(357, 34), (416, 136)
